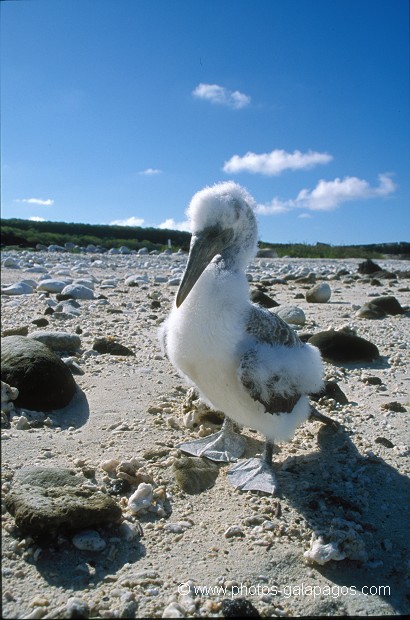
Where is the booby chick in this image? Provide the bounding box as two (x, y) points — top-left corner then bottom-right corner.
(160, 181), (331, 493)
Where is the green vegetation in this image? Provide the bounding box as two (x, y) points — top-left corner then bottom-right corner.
(1, 218), (409, 258)
(1, 219), (190, 253)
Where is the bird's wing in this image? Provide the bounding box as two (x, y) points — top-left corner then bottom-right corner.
(238, 304), (307, 414)
(245, 303), (301, 347)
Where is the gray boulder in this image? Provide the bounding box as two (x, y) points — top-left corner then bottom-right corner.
(28, 331), (81, 353)
(4, 467), (122, 537)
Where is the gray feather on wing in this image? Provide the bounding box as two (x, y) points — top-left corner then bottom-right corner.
(239, 305), (302, 415)
(245, 304), (301, 347)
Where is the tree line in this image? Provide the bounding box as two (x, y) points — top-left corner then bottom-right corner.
(1, 218), (409, 258)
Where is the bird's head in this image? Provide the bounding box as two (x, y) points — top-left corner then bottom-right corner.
(176, 181), (258, 307)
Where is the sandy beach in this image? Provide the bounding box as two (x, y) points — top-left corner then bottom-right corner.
(1, 250), (409, 618)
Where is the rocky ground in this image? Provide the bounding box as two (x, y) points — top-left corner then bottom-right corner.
(1, 249), (410, 618)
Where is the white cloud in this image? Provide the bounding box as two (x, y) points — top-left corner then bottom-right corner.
(159, 218), (191, 232)
(255, 198), (291, 215)
(295, 173), (396, 211)
(139, 168), (162, 175)
(255, 173), (397, 216)
(223, 149), (333, 176)
(109, 217), (145, 227)
(192, 83), (251, 109)
(28, 216), (46, 222)
(15, 198), (54, 206)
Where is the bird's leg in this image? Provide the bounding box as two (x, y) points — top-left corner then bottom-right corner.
(309, 406), (340, 430)
(263, 441), (274, 466)
(227, 439), (278, 494)
(178, 416), (246, 463)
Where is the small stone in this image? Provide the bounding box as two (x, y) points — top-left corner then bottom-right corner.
(357, 259), (382, 275)
(162, 602), (185, 618)
(31, 318), (49, 328)
(375, 436), (394, 448)
(15, 415), (30, 430)
(92, 337), (135, 356)
(61, 283), (95, 300)
(127, 483), (153, 514)
(274, 305), (306, 326)
(361, 376), (382, 385)
(2, 326), (30, 337)
(224, 525), (245, 539)
(72, 529), (106, 551)
(221, 598), (261, 617)
(1, 282), (34, 295)
(304, 536), (346, 565)
(305, 282), (332, 303)
(381, 401), (406, 412)
(311, 381), (348, 405)
(250, 289), (279, 308)
(172, 456), (219, 494)
(37, 279), (69, 294)
(66, 596), (90, 619)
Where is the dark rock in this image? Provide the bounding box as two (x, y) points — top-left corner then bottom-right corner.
(358, 259), (382, 275)
(298, 332), (314, 343)
(295, 272), (316, 284)
(150, 300), (161, 309)
(366, 296), (404, 315)
(375, 436), (394, 448)
(358, 296), (405, 319)
(356, 303), (387, 319)
(4, 467), (122, 537)
(31, 318), (49, 327)
(308, 330), (379, 363)
(1, 336), (77, 411)
(92, 337), (135, 356)
(173, 456), (219, 494)
(361, 376), (382, 385)
(250, 289), (279, 308)
(311, 381), (349, 404)
(2, 325), (29, 337)
(44, 306), (55, 315)
(107, 478), (131, 496)
(56, 293), (74, 302)
(221, 598), (261, 617)
(380, 401), (407, 412)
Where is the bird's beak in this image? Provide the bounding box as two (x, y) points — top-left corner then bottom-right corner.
(176, 228), (225, 307)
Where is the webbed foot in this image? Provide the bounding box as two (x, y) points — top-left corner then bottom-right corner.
(227, 457), (278, 494)
(178, 419), (246, 462)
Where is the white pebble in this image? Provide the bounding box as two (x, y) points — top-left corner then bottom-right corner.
(72, 530), (106, 552)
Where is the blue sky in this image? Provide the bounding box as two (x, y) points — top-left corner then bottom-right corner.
(1, 0), (409, 245)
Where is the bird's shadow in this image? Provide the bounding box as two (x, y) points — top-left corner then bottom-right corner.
(269, 424), (410, 614)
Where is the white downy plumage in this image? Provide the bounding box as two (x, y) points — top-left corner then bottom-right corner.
(160, 181), (326, 492)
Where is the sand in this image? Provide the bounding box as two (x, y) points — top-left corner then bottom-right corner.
(1, 252), (409, 618)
